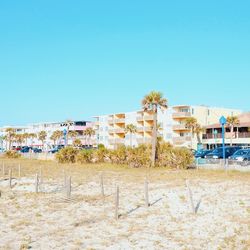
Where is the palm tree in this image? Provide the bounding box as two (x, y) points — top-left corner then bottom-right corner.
(4, 128), (15, 150)
(125, 124), (137, 147)
(38, 131), (47, 149)
(184, 117), (197, 149)
(23, 133), (29, 146)
(14, 134), (24, 147)
(73, 138), (82, 147)
(53, 130), (64, 146)
(184, 117), (201, 149)
(68, 130), (78, 145)
(64, 120), (73, 146)
(227, 116), (240, 146)
(142, 91), (168, 166)
(29, 133), (37, 147)
(85, 127), (95, 147)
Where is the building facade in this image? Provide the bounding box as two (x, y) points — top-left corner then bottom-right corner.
(172, 105), (242, 149)
(202, 112), (250, 149)
(0, 120), (93, 150)
(94, 109), (174, 149)
(94, 105), (242, 149)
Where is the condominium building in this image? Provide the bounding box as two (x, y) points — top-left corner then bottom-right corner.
(0, 120), (93, 150)
(94, 109), (173, 149)
(94, 105), (242, 150)
(172, 105), (242, 149)
(202, 112), (250, 149)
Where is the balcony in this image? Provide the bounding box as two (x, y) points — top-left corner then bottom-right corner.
(172, 136), (191, 145)
(109, 138), (125, 144)
(109, 128), (125, 134)
(137, 138), (152, 144)
(137, 127), (144, 132)
(203, 132), (250, 140)
(136, 116), (143, 122)
(114, 118), (125, 123)
(172, 124), (189, 131)
(172, 112), (191, 119)
(144, 126), (152, 132)
(144, 115), (154, 121)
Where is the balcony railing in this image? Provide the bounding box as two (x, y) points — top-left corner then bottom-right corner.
(172, 124), (189, 131)
(203, 132), (250, 140)
(114, 118), (125, 123)
(137, 138), (152, 144)
(172, 112), (191, 119)
(108, 138), (125, 144)
(172, 136), (191, 144)
(144, 115), (154, 121)
(109, 128), (125, 134)
(136, 116), (143, 122)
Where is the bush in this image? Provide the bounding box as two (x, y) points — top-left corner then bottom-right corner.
(156, 142), (194, 169)
(76, 149), (93, 163)
(109, 145), (127, 164)
(55, 147), (79, 163)
(4, 150), (21, 159)
(92, 147), (110, 163)
(127, 144), (151, 168)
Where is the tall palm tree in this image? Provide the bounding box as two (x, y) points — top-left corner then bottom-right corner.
(64, 120), (73, 146)
(23, 133), (29, 146)
(38, 131), (47, 149)
(184, 117), (204, 148)
(4, 128), (15, 150)
(85, 127), (95, 147)
(227, 116), (240, 146)
(29, 133), (37, 147)
(125, 124), (137, 147)
(68, 130), (78, 145)
(142, 91), (168, 166)
(184, 117), (199, 149)
(15, 134), (24, 147)
(54, 130), (64, 146)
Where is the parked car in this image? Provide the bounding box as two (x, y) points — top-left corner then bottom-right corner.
(33, 148), (42, 153)
(20, 146), (32, 153)
(205, 146), (242, 159)
(195, 149), (213, 158)
(228, 149), (250, 165)
(0, 148), (5, 153)
(49, 146), (63, 154)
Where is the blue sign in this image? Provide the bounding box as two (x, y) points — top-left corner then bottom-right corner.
(63, 129), (67, 136)
(219, 116), (227, 125)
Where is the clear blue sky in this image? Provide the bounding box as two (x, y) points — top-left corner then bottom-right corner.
(0, 0), (249, 126)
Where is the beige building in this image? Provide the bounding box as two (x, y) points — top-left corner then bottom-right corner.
(94, 108), (173, 149)
(172, 105), (242, 149)
(94, 105), (242, 150)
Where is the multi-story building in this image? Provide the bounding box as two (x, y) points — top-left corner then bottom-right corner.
(202, 112), (250, 149)
(94, 109), (173, 149)
(94, 105), (242, 150)
(172, 105), (242, 149)
(0, 120), (93, 150)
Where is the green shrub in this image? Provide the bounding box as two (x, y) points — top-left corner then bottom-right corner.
(55, 147), (79, 163)
(4, 150), (21, 159)
(76, 149), (93, 163)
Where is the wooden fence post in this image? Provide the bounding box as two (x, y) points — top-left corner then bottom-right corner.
(18, 163), (21, 178)
(35, 173), (39, 193)
(2, 163), (5, 176)
(185, 180), (195, 214)
(63, 170), (67, 187)
(144, 178), (149, 207)
(66, 176), (71, 199)
(115, 186), (119, 220)
(100, 172), (104, 197)
(9, 169), (12, 188)
(39, 166), (43, 184)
